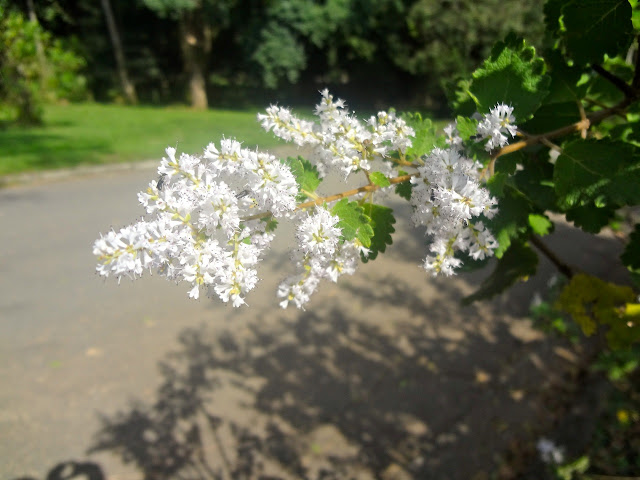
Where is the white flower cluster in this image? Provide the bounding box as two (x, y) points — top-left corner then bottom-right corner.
(477, 103), (517, 152)
(258, 89), (415, 178)
(410, 147), (499, 275)
(277, 207), (362, 309)
(94, 93), (518, 309)
(94, 141), (298, 307)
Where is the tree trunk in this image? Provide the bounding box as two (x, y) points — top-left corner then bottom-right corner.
(179, 10), (213, 110)
(100, 0), (138, 104)
(25, 0), (50, 97)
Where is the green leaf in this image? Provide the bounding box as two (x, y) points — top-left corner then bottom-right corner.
(609, 121), (640, 147)
(543, 0), (564, 40)
(586, 56), (634, 106)
(513, 154), (558, 211)
(622, 223), (640, 270)
(553, 138), (640, 209)
(520, 102), (582, 134)
(395, 170), (413, 201)
(565, 204), (617, 233)
(542, 51), (588, 104)
(487, 172), (509, 197)
(528, 214), (554, 235)
(559, 0), (633, 66)
(260, 216), (278, 233)
(462, 241), (538, 304)
(485, 185), (532, 258)
(361, 204), (396, 262)
(403, 113), (442, 158)
(369, 171), (391, 188)
(631, 0), (640, 30)
(449, 78), (477, 116)
(455, 116), (478, 141)
(330, 199), (374, 248)
(465, 35), (550, 120)
(283, 156), (321, 201)
(494, 151), (522, 176)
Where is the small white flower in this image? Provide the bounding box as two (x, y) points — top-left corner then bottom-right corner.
(537, 438), (565, 465)
(477, 103), (517, 152)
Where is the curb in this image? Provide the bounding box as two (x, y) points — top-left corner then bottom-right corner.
(0, 160), (159, 189)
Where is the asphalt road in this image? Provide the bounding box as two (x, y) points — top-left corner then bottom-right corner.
(0, 165), (631, 480)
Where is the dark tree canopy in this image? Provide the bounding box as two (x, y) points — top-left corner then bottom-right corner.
(3, 0), (546, 111)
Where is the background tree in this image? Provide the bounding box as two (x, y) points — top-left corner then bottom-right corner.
(0, 1), (87, 125)
(141, 0), (237, 109)
(100, 0), (138, 104)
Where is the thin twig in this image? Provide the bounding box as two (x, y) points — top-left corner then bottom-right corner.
(540, 137), (561, 152)
(241, 172), (418, 222)
(529, 235), (574, 279)
(494, 97), (633, 160)
(592, 64), (635, 98)
(577, 99), (588, 139)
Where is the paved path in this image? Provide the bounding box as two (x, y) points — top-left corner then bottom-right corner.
(0, 164), (630, 480)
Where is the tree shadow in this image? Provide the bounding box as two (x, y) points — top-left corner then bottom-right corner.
(12, 461), (105, 480)
(87, 198), (630, 479)
(88, 273), (581, 479)
(0, 131), (112, 173)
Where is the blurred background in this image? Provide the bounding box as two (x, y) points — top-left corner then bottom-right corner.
(1, 0), (548, 175)
(1, 0), (546, 173)
(9, 2), (623, 480)
(0, 0), (546, 111)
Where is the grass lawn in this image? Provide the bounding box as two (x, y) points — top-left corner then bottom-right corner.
(0, 103), (286, 176)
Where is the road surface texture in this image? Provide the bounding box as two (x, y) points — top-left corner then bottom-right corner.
(0, 157), (631, 480)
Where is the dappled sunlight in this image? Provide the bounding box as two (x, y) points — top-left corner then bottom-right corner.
(88, 272), (578, 479)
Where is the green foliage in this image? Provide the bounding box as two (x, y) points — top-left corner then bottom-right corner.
(252, 22), (306, 89)
(454, 35), (550, 120)
(555, 274), (640, 349)
(484, 185), (532, 259)
(553, 456), (590, 480)
(369, 172), (391, 188)
(594, 347), (640, 382)
(0, 5), (87, 125)
(260, 216), (279, 233)
(283, 156), (321, 202)
(330, 199), (374, 248)
(556, 0), (633, 66)
(455, 116), (478, 141)
(553, 139), (640, 211)
(528, 213), (554, 236)
(394, 0), (544, 106)
(141, 0), (235, 21)
(394, 170), (413, 201)
(403, 113), (442, 159)
(462, 241), (538, 304)
(542, 51), (588, 105)
(361, 204), (395, 262)
(622, 223), (640, 271)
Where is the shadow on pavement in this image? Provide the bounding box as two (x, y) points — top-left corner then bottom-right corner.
(13, 461), (105, 480)
(86, 276), (586, 479)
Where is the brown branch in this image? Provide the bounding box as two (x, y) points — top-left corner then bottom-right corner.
(298, 173), (417, 209)
(529, 236), (575, 279)
(592, 64), (635, 98)
(241, 172), (418, 222)
(494, 97), (633, 160)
